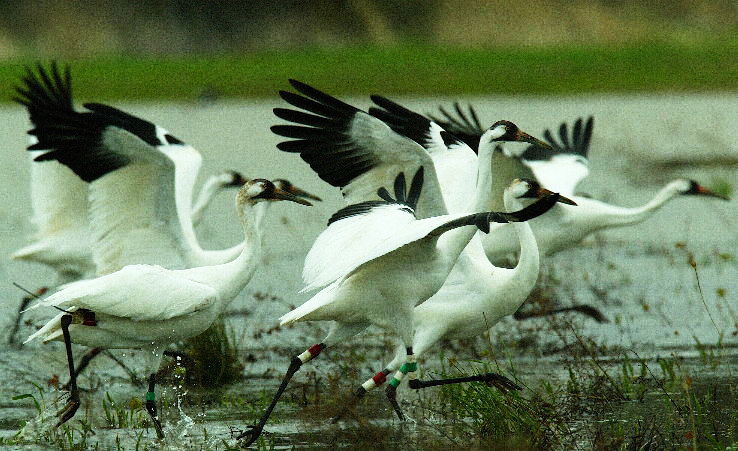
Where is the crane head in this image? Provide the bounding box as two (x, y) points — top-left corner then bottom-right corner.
(510, 179), (577, 205)
(273, 179), (323, 202)
(239, 179), (313, 206)
(485, 120), (553, 150)
(681, 180), (730, 200)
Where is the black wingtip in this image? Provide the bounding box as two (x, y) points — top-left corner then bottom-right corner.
(393, 172), (407, 204)
(406, 166), (424, 211)
(377, 187), (393, 203)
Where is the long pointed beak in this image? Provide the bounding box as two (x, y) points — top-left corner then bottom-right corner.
(270, 187), (313, 206)
(517, 130), (553, 150)
(693, 184), (730, 201)
(538, 187), (577, 205)
(284, 184), (322, 202)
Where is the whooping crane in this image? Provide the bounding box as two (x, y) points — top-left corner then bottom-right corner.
(341, 179), (575, 420)
(24, 180), (312, 438)
(431, 105), (730, 260)
(11, 64), (253, 284)
(238, 79), (559, 445)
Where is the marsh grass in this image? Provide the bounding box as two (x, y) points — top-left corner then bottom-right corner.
(166, 319), (244, 388)
(100, 392), (148, 429)
(430, 362), (566, 449)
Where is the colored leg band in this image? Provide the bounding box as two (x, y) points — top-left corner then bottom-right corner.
(389, 368), (406, 387)
(361, 378), (377, 391)
(297, 343), (324, 363)
(297, 350), (312, 363)
(361, 371), (388, 391)
(399, 362), (417, 374)
(145, 392), (156, 401)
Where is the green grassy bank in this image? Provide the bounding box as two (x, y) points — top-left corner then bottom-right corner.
(0, 41), (736, 102)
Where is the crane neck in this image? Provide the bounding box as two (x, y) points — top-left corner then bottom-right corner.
(503, 190), (540, 292)
(597, 182), (684, 227)
(436, 144), (497, 266)
(191, 175), (228, 226)
(467, 139), (497, 213)
(199, 199), (264, 310)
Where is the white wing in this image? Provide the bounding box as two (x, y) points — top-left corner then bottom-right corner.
(302, 204), (418, 291)
(14, 65), (90, 238)
(272, 80), (448, 219)
(301, 200), (519, 292)
(26, 96), (202, 275)
(17, 64), (205, 274)
(368, 96), (479, 214)
(519, 117), (593, 196)
(26, 265), (217, 321)
(28, 151), (89, 238)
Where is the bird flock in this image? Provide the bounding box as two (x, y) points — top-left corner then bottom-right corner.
(9, 63), (728, 446)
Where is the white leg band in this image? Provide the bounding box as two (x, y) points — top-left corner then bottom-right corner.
(361, 378), (377, 391)
(297, 350), (312, 363)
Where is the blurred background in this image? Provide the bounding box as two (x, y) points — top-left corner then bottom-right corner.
(0, 0), (735, 99)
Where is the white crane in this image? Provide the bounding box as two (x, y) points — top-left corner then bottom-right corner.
(295, 96), (579, 420)
(370, 98), (607, 324)
(238, 80), (561, 445)
(23, 179), (312, 437)
(14, 63), (320, 372)
(338, 179), (573, 420)
(11, 64), (253, 285)
(431, 105), (730, 261)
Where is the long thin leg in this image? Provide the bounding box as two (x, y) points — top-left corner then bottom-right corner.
(61, 347), (103, 389)
(144, 374), (165, 439)
(408, 372), (522, 391)
(55, 314), (80, 427)
(237, 343), (325, 446)
(514, 304), (608, 323)
(331, 368), (391, 423)
(384, 347), (417, 421)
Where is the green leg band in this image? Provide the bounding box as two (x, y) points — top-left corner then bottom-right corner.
(399, 362), (417, 374)
(388, 377), (401, 388)
(145, 391), (156, 401)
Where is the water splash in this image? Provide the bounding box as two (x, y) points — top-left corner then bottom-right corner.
(14, 389), (65, 442)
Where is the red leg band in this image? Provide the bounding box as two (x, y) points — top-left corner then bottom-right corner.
(372, 371), (387, 385)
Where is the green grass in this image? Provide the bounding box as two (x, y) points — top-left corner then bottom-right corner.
(1, 41), (737, 102)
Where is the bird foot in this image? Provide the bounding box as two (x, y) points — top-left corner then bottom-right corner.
(54, 395), (80, 427)
(236, 424), (264, 447)
(480, 373), (522, 392)
(151, 418), (165, 440)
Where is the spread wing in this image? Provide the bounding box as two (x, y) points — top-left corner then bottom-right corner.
(16, 64), (203, 274)
(301, 170), (560, 292)
(272, 79), (448, 219)
(520, 117), (593, 196)
(13, 64), (90, 238)
(368, 96), (479, 214)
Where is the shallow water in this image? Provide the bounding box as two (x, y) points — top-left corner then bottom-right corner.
(0, 93), (736, 448)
